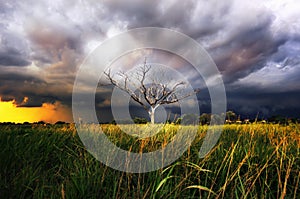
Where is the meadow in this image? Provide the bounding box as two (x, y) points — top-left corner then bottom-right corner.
(0, 123), (299, 198)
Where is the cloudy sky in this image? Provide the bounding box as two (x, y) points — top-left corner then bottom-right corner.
(0, 0), (300, 123)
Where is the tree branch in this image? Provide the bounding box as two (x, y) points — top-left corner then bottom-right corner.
(102, 60), (201, 114)
(103, 68), (148, 110)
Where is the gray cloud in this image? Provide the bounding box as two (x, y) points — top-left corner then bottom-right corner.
(0, 30), (31, 66)
(226, 85), (300, 118)
(0, 69), (73, 107)
(0, 71), (47, 106)
(0, 0), (299, 119)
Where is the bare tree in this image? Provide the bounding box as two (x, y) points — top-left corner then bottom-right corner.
(103, 59), (200, 124)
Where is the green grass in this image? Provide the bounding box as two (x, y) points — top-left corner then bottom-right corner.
(0, 123), (299, 198)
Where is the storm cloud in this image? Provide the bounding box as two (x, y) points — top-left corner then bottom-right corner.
(0, 0), (300, 121)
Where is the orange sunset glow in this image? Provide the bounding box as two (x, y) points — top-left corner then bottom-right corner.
(0, 99), (73, 123)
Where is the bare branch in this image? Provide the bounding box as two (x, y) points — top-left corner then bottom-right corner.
(101, 59), (200, 123)
(160, 88), (200, 105)
(103, 68), (148, 110)
(138, 60), (152, 106)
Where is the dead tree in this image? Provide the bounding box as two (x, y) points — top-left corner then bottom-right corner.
(103, 59), (200, 124)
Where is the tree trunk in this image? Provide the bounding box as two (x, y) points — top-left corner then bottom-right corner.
(149, 106), (158, 124)
(150, 110), (155, 124)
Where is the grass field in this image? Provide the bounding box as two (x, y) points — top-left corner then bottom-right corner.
(0, 123), (299, 198)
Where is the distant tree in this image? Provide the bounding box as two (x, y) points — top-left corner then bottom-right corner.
(199, 113), (211, 125)
(0, 122), (15, 125)
(287, 118), (297, 124)
(181, 114), (198, 125)
(103, 58), (200, 124)
(268, 115), (288, 124)
(35, 121), (45, 125)
(110, 120), (117, 125)
(55, 121), (66, 125)
(226, 111), (236, 122)
(133, 117), (148, 124)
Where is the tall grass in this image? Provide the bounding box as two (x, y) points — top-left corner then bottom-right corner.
(0, 123), (299, 198)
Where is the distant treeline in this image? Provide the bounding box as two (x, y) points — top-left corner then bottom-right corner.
(1, 111), (299, 125)
(0, 121), (67, 125)
(108, 111), (299, 125)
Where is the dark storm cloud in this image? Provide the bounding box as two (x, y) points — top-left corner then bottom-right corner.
(0, 70), (73, 107)
(0, 1), (89, 107)
(102, 0), (228, 39)
(0, 30), (31, 67)
(0, 50), (30, 66)
(268, 39), (300, 69)
(210, 18), (284, 83)
(0, 72), (43, 83)
(226, 85), (300, 118)
(0, 71), (47, 106)
(0, 0), (299, 118)
(100, 0), (295, 84)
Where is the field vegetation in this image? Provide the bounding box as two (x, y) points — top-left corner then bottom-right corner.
(0, 123), (299, 198)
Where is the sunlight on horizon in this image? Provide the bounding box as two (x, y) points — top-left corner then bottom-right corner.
(0, 99), (73, 123)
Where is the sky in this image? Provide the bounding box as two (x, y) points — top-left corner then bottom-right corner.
(0, 0), (300, 123)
